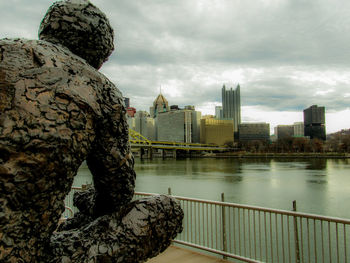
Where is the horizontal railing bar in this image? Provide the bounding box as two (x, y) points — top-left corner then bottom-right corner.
(65, 206), (74, 217)
(71, 189), (350, 225)
(130, 145), (227, 151)
(173, 240), (261, 263)
(67, 188), (350, 263)
(135, 192), (350, 225)
(148, 141), (215, 147)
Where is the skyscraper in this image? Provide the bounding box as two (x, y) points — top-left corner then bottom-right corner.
(157, 108), (201, 143)
(303, 105), (326, 140)
(215, 106), (223, 119)
(150, 93), (170, 118)
(123, 97), (130, 108)
(222, 84), (241, 132)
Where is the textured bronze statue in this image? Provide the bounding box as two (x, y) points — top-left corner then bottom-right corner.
(0, 1), (183, 262)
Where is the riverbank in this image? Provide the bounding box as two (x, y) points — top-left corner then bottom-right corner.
(134, 151), (350, 159)
(212, 152), (350, 158)
(171, 151), (350, 159)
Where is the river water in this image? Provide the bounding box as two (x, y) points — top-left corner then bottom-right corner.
(75, 158), (350, 219)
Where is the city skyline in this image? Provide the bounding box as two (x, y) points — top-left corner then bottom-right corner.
(1, 0), (350, 133)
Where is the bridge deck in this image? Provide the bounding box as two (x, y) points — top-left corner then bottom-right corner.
(147, 245), (232, 263)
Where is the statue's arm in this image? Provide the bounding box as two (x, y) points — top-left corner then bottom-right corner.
(53, 89), (184, 263)
(86, 94), (136, 217)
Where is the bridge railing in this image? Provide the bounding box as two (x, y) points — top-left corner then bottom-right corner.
(64, 189), (350, 263)
(150, 141), (216, 147)
(129, 128), (224, 148)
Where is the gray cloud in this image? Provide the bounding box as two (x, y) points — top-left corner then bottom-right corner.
(1, 0), (350, 132)
(95, 0), (350, 67)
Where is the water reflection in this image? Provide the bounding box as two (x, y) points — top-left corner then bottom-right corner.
(305, 158), (327, 170)
(307, 179), (327, 184)
(75, 158), (350, 218)
(223, 174), (243, 183)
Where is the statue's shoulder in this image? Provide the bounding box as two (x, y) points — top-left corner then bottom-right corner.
(0, 38), (124, 117)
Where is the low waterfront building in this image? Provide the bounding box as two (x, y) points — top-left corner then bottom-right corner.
(293, 122), (304, 137)
(270, 134), (277, 142)
(200, 118), (234, 146)
(276, 125), (294, 140)
(238, 122), (270, 142)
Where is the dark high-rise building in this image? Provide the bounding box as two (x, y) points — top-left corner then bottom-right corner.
(222, 84), (241, 133)
(123, 97), (130, 108)
(303, 105), (326, 140)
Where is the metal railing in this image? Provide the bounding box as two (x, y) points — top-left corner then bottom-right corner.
(64, 188), (350, 263)
(62, 186), (83, 218)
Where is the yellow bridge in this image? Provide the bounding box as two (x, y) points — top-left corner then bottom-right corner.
(129, 129), (229, 153)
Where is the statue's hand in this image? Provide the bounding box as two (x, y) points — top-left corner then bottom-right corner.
(51, 193), (184, 263)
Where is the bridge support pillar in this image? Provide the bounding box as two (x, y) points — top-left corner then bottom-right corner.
(148, 147), (153, 160)
(162, 149), (165, 159)
(140, 147), (144, 160)
(173, 149), (177, 159)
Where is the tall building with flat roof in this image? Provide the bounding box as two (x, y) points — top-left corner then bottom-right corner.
(128, 111), (156, 141)
(222, 84), (241, 133)
(123, 97), (130, 108)
(238, 123), (270, 142)
(303, 105), (326, 140)
(215, 106), (223, 119)
(200, 118), (234, 146)
(157, 109), (201, 143)
(276, 125), (294, 139)
(293, 122), (304, 137)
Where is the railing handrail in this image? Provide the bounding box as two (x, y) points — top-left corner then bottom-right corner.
(69, 188), (350, 225)
(134, 191), (350, 225)
(65, 188), (350, 262)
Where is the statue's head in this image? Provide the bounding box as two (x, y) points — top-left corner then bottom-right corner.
(39, 0), (114, 69)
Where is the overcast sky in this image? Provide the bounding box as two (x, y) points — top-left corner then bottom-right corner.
(1, 0), (350, 133)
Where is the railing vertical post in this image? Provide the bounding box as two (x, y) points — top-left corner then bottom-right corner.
(293, 200), (301, 263)
(221, 193), (227, 259)
(168, 187), (172, 195)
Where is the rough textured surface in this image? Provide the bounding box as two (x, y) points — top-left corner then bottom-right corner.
(0, 0), (183, 262)
(0, 37), (134, 262)
(39, 0), (114, 69)
(53, 194), (183, 263)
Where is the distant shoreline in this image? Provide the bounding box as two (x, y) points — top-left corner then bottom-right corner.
(200, 152), (350, 159)
(133, 151), (350, 159)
